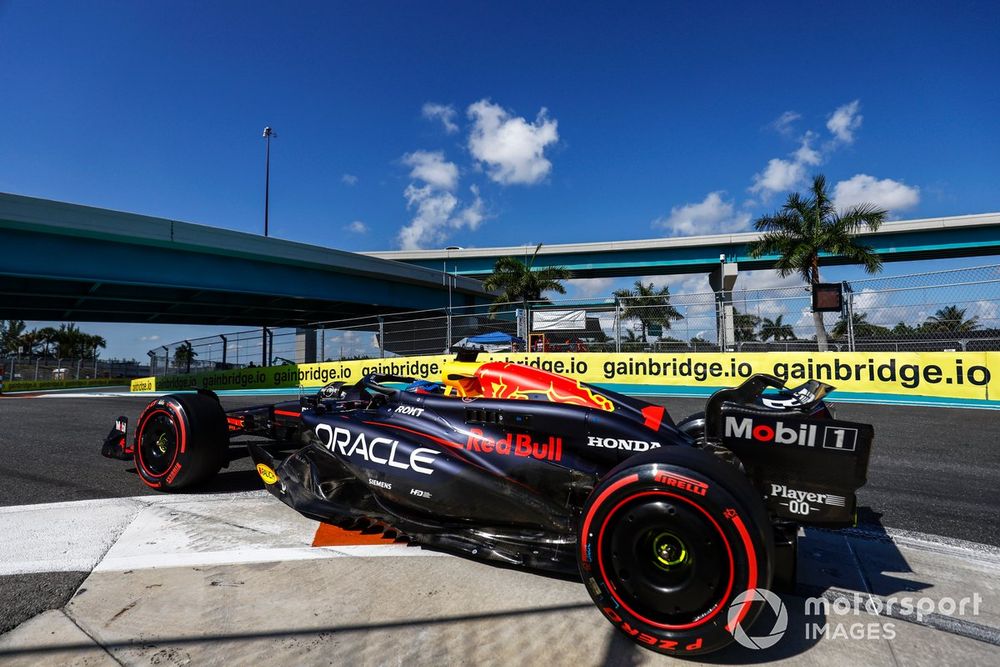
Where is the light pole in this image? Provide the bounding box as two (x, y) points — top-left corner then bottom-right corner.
(261, 126), (276, 365)
(262, 126), (276, 237)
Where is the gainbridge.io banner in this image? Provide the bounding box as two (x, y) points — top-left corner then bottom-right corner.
(132, 352), (999, 405)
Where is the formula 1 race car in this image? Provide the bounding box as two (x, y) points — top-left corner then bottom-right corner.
(101, 352), (873, 655)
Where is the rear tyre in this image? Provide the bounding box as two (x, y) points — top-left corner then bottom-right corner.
(675, 411), (706, 441)
(133, 394), (227, 490)
(578, 446), (773, 656)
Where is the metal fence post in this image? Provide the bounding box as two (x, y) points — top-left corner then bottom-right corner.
(379, 317), (385, 358)
(615, 296), (621, 353)
(445, 309), (452, 352)
(845, 283), (856, 353)
(717, 292), (727, 350)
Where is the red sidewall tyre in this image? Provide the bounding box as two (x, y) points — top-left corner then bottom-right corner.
(578, 446), (773, 656)
(133, 394), (227, 490)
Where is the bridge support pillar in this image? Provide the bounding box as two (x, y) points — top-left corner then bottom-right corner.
(295, 328), (317, 364)
(710, 261), (738, 350)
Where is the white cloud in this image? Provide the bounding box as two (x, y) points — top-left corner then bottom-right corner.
(398, 184), (486, 250)
(652, 192), (751, 237)
(771, 111), (801, 135)
(422, 102), (459, 134)
(402, 150), (459, 191)
(793, 132), (822, 166)
(750, 101), (865, 198)
(750, 158), (807, 196)
(399, 185), (458, 250)
(569, 277), (615, 299)
(736, 270), (806, 291)
(827, 100), (863, 144)
(467, 99), (559, 185)
(341, 173), (358, 186)
(973, 299), (999, 325)
(665, 274), (712, 295)
(346, 220), (368, 234)
(833, 174), (920, 213)
(452, 185), (485, 231)
(139, 335), (160, 342)
(853, 287), (888, 311)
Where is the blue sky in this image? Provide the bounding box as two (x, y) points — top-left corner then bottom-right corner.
(2, 1), (998, 359)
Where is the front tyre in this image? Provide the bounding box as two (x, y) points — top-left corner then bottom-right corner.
(133, 394), (227, 490)
(578, 446), (773, 656)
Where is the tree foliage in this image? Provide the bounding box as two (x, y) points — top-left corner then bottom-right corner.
(747, 175), (886, 350)
(0, 320), (106, 358)
(732, 309), (761, 342)
(759, 315), (796, 341)
(832, 312), (891, 339)
(173, 342), (198, 370)
(482, 244), (571, 315)
(922, 305), (980, 333)
(613, 281), (684, 342)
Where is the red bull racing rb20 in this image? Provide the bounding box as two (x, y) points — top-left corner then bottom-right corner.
(101, 352), (874, 655)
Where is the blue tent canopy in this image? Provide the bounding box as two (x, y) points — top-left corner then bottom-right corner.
(467, 331), (525, 345)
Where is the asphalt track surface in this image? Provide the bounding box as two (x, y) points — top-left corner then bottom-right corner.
(2, 387), (999, 635)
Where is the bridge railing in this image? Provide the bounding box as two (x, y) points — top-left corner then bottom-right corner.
(148, 263), (1000, 374)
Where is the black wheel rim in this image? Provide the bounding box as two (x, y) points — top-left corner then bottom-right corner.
(139, 413), (177, 476)
(602, 498), (728, 625)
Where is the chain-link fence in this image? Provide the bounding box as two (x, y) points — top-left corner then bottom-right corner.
(148, 263), (1000, 374)
(727, 263), (1000, 352)
(0, 356), (148, 382)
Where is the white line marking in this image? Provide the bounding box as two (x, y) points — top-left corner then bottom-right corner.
(93, 544), (436, 572)
(846, 526), (1000, 566)
(0, 492), (439, 576)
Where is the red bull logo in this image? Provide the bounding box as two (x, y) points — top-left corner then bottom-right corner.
(476, 362), (614, 412)
(466, 427), (563, 461)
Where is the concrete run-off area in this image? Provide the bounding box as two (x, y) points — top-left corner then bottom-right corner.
(1, 491), (998, 666)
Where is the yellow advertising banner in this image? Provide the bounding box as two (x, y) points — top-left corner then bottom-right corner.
(132, 352), (999, 403)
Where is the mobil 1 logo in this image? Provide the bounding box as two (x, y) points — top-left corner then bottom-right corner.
(822, 426), (857, 452)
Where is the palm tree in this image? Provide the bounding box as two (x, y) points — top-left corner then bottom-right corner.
(1, 320), (27, 353)
(747, 175), (886, 351)
(19, 328), (44, 356)
(759, 315), (795, 341)
(173, 342), (198, 372)
(83, 334), (107, 359)
(923, 305), (980, 333)
(613, 281), (683, 342)
(732, 309), (761, 342)
(55, 323), (85, 357)
(833, 312), (891, 339)
(618, 328), (647, 351)
(482, 244), (571, 327)
(37, 327), (59, 356)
